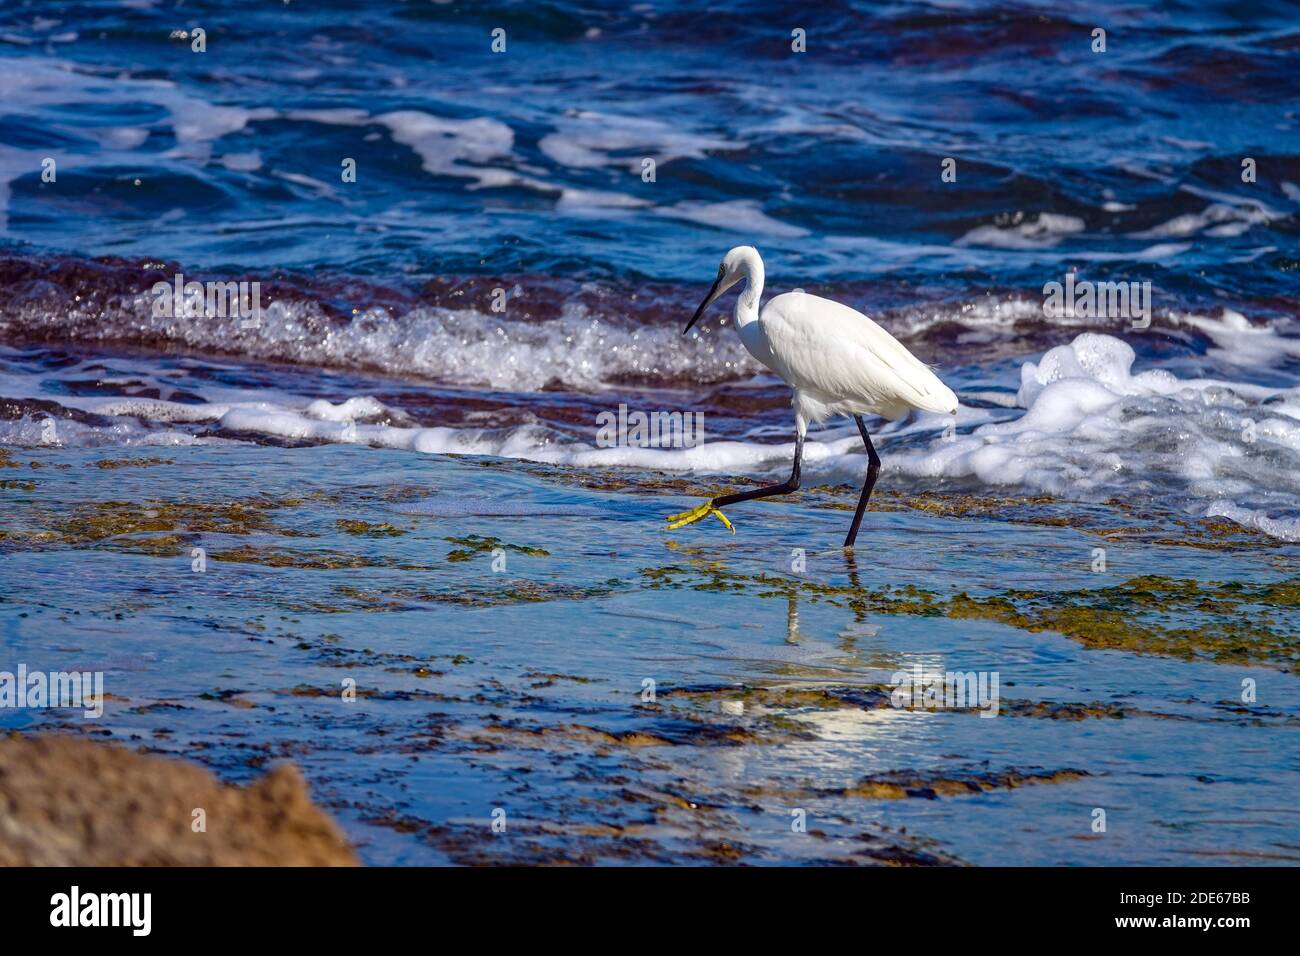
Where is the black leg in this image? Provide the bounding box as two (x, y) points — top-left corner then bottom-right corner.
(843, 415), (881, 548)
(713, 431), (803, 508)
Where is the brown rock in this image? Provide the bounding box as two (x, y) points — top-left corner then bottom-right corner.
(0, 734), (358, 866)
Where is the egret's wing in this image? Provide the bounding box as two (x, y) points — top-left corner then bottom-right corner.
(760, 293), (957, 415)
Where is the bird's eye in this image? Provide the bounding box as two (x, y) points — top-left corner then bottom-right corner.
(718, 265), (725, 277)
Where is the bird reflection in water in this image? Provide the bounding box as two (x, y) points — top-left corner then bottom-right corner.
(782, 550), (883, 654)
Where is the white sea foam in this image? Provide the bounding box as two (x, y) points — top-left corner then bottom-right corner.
(886, 334), (1300, 529)
(0, 62), (779, 233)
(4, 321), (1300, 539)
(304, 396), (394, 422)
(538, 110), (742, 170)
(0, 414), (218, 449)
(1135, 200), (1278, 240)
(1, 294), (759, 391)
(375, 110), (519, 188)
(36, 332), (1293, 544)
(555, 188), (651, 212)
(1204, 501), (1300, 542)
(655, 200), (811, 238)
(1174, 309), (1300, 368)
(0, 57), (273, 226)
(957, 213), (1086, 249)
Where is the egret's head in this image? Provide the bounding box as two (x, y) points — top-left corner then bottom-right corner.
(683, 246), (758, 334)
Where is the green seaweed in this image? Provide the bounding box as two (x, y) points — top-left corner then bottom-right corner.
(444, 534), (550, 562)
(335, 519), (407, 537)
(640, 566), (1300, 670)
(91, 457), (173, 469)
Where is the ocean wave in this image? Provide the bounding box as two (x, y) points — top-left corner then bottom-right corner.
(885, 332), (1300, 533)
(0, 257), (759, 390)
(9, 254), (1287, 395)
(956, 213), (1086, 250)
(6, 328), (1299, 540)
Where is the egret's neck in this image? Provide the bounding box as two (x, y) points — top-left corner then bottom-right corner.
(733, 256), (764, 329)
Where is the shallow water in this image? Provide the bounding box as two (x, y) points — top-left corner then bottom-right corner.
(1, 0), (1299, 865)
(2, 444), (1298, 864)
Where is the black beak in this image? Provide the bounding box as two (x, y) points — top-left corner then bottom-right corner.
(683, 275), (723, 335)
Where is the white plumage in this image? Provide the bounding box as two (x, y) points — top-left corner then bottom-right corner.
(688, 245), (956, 435)
(670, 244), (959, 545)
(759, 290), (958, 428)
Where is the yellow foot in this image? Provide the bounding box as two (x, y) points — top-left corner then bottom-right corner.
(665, 499), (735, 534)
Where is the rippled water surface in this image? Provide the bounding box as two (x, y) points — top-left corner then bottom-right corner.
(1, 0), (1299, 865)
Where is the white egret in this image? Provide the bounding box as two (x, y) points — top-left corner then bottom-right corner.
(667, 245), (959, 547)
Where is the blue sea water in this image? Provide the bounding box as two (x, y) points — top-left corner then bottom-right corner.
(0, 0), (1297, 524)
(1, 1), (1299, 866)
(1, 0), (1297, 295)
